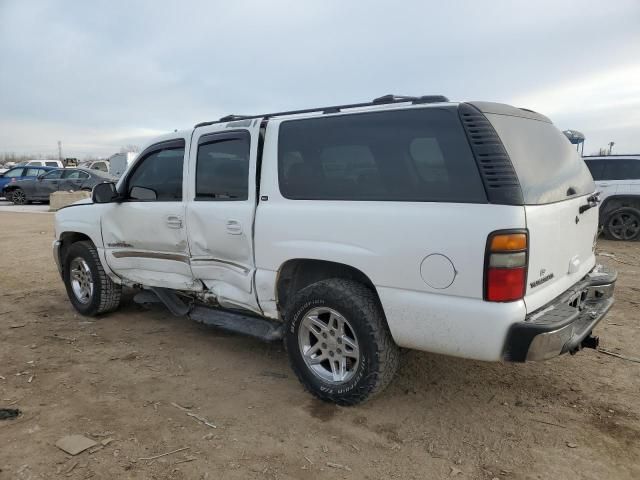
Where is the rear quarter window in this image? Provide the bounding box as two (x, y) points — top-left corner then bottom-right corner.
(486, 114), (595, 204)
(278, 108), (486, 203)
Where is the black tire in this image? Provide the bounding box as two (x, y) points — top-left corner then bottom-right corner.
(63, 240), (122, 316)
(11, 188), (26, 205)
(603, 207), (640, 241)
(284, 279), (400, 405)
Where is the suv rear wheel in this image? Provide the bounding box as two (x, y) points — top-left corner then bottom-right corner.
(11, 188), (26, 205)
(63, 241), (122, 316)
(284, 279), (399, 405)
(604, 207), (640, 241)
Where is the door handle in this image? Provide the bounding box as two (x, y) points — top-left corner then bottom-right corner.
(166, 215), (183, 229)
(226, 219), (242, 235)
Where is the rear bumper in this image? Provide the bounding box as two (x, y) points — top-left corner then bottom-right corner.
(503, 264), (616, 362)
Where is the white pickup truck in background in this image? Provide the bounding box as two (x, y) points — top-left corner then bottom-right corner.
(53, 95), (616, 404)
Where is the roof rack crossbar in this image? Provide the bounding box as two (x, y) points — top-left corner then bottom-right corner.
(194, 94), (450, 128)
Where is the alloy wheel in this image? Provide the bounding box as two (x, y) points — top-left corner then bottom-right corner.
(69, 257), (94, 304)
(298, 307), (360, 383)
(608, 211), (640, 240)
(11, 189), (26, 205)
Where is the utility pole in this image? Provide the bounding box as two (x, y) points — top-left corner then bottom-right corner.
(58, 141), (62, 162)
(608, 142), (615, 155)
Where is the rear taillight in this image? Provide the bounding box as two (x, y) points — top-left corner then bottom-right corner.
(484, 231), (528, 302)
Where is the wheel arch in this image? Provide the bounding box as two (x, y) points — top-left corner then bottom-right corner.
(600, 195), (640, 220)
(58, 232), (94, 267)
(275, 258), (382, 312)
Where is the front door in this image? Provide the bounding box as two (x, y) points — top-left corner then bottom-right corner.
(185, 121), (262, 312)
(102, 137), (197, 290)
(36, 169), (64, 200)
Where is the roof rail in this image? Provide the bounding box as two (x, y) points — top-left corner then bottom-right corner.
(194, 94), (450, 128)
(583, 154), (640, 158)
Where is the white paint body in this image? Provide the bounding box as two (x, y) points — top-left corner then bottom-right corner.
(55, 103), (599, 362)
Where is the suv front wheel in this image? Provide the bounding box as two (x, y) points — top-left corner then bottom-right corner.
(63, 241), (122, 316)
(284, 279), (400, 405)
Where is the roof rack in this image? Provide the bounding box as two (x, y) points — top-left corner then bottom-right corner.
(583, 154), (640, 158)
(194, 94), (450, 128)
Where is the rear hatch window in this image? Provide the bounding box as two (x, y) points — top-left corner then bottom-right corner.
(486, 113), (595, 204)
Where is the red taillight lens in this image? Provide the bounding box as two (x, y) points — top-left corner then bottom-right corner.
(486, 267), (526, 301)
(485, 231), (528, 302)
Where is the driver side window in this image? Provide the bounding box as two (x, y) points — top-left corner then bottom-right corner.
(127, 144), (185, 201)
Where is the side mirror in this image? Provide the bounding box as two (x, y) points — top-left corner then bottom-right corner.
(37, 174), (45, 181)
(129, 186), (157, 201)
(92, 182), (118, 203)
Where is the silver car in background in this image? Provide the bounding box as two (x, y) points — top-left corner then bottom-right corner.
(5, 167), (117, 205)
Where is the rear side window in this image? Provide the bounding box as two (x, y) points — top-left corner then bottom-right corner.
(602, 159), (640, 180)
(584, 160), (605, 180)
(63, 170), (90, 180)
(195, 132), (250, 201)
(127, 146), (184, 201)
(43, 170), (63, 179)
(278, 108), (486, 202)
(45, 161), (59, 167)
(486, 114), (595, 204)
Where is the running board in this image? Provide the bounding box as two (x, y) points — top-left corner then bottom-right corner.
(189, 305), (284, 342)
(133, 287), (190, 316)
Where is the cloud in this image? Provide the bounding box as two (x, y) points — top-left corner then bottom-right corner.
(1, 0), (639, 156)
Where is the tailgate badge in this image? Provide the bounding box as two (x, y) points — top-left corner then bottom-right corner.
(530, 271), (554, 288)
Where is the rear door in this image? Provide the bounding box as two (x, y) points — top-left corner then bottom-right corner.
(61, 169), (90, 191)
(486, 112), (598, 312)
(584, 159), (618, 201)
(185, 119), (263, 313)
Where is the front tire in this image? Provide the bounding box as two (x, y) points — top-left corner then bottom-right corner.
(604, 207), (640, 241)
(63, 241), (122, 316)
(284, 279), (400, 405)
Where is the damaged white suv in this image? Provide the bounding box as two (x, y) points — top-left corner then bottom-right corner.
(54, 95), (617, 405)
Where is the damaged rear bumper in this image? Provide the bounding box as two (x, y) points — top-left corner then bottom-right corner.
(503, 265), (616, 362)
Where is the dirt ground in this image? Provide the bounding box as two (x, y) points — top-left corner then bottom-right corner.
(1, 212), (639, 480)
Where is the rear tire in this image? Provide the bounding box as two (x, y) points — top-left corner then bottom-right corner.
(284, 279), (400, 405)
(11, 188), (26, 205)
(604, 207), (640, 241)
(63, 241), (122, 316)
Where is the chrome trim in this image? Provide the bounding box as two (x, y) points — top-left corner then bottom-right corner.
(190, 257), (250, 274)
(526, 293), (614, 361)
(112, 251), (190, 263)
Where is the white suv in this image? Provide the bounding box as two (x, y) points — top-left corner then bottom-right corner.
(583, 155), (640, 240)
(53, 95), (616, 404)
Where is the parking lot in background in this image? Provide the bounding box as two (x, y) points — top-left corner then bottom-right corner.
(0, 199), (50, 213)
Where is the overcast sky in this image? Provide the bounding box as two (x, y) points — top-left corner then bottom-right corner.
(1, 0), (639, 158)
